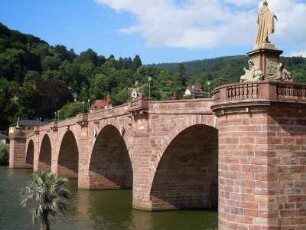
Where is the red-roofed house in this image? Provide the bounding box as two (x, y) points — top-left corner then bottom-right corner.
(91, 94), (111, 111)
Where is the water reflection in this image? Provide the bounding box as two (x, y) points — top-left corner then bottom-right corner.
(71, 179), (217, 230)
(0, 167), (217, 230)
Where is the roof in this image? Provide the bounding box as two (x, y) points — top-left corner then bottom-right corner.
(92, 100), (106, 109)
(91, 95), (111, 110)
(14, 119), (48, 127)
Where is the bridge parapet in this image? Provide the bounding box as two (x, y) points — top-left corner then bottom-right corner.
(89, 104), (128, 121)
(150, 99), (214, 114)
(212, 81), (306, 117)
(213, 81), (306, 104)
(128, 96), (149, 113)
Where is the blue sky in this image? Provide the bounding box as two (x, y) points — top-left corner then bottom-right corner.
(0, 0), (305, 64)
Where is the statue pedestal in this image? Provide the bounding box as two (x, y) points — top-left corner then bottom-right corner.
(247, 45), (283, 79)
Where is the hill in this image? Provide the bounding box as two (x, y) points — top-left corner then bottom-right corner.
(0, 22), (305, 131)
(152, 55), (306, 83)
(0, 22), (142, 130)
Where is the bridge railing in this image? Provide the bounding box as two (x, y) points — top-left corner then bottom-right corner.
(128, 96), (149, 113)
(89, 104), (128, 121)
(213, 81), (306, 104)
(150, 98), (214, 114)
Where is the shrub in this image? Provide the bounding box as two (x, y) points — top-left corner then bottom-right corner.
(0, 142), (8, 165)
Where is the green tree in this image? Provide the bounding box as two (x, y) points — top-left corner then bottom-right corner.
(18, 82), (42, 119)
(41, 55), (61, 71)
(36, 79), (73, 118)
(102, 55), (117, 72)
(20, 171), (70, 230)
(132, 54), (142, 71)
(53, 45), (76, 62)
(0, 78), (19, 130)
(211, 77), (230, 90)
(31, 43), (50, 59)
(59, 101), (86, 119)
(24, 70), (41, 83)
(79, 61), (95, 78)
(0, 142), (8, 165)
(89, 73), (114, 99)
(178, 63), (187, 86)
(111, 88), (129, 106)
(76, 48), (98, 65)
(58, 61), (81, 89)
(0, 48), (27, 82)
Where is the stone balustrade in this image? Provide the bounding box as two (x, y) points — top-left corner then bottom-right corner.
(213, 81), (306, 104)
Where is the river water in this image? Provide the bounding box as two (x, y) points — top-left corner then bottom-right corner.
(0, 167), (217, 230)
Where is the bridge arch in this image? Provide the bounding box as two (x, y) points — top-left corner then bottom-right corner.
(88, 124), (132, 189)
(26, 139), (34, 168)
(38, 134), (52, 171)
(57, 130), (79, 178)
(150, 124), (218, 210)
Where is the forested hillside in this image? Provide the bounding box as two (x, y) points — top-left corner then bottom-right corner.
(0, 22), (305, 131)
(0, 23), (184, 130)
(153, 55), (306, 83)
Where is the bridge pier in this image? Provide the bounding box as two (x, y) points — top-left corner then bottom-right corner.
(78, 136), (91, 189)
(132, 135), (154, 210)
(9, 130), (27, 168)
(212, 82), (306, 230)
(32, 134), (40, 171)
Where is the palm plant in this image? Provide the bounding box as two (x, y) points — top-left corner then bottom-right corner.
(20, 171), (70, 230)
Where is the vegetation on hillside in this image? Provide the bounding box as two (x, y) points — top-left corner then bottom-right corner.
(0, 22), (305, 131)
(153, 55), (306, 84)
(0, 142), (8, 165)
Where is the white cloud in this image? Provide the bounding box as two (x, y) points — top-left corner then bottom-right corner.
(289, 50), (306, 57)
(95, 0), (306, 49)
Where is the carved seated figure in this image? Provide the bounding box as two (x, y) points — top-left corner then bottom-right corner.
(240, 60), (263, 82)
(266, 63), (293, 82)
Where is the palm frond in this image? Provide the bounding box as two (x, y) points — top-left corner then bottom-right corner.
(20, 171), (71, 229)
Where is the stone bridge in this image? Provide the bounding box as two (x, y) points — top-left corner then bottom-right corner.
(10, 81), (306, 230)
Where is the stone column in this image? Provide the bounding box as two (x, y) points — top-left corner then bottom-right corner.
(9, 130), (27, 168)
(32, 133), (40, 171)
(127, 97), (154, 210)
(76, 114), (91, 189)
(77, 136), (91, 189)
(212, 81), (306, 230)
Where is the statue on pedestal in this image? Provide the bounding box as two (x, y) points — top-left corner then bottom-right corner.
(239, 0), (293, 83)
(254, 0), (278, 49)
